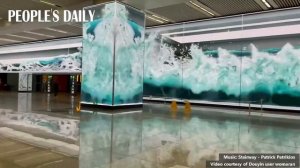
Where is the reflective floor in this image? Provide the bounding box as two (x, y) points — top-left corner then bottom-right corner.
(0, 92), (80, 168)
(0, 92), (80, 115)
(0, 92), (300, 168)
(0, 137), (78, 168)
(80, 104), (300, 168)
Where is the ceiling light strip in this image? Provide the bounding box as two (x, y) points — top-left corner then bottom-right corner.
(45, 28), (68, 34)
(170, 24), (300, 43)
(189, 1), (215, 16)
(151, 15), (169, 22)
(146, 16), (164, 24)
(262, 0), (272, 8)
(40, 0), (61, 8)
(0, 43), (82, 55)
(161, 18), (300, 36)
(6, 34), (37, 40)
(23, 31), (55, 38)
(0, 38), (22, 43)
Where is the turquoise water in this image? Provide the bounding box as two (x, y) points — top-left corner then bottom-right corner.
(81, 3), (144, 105)
(144, 33), (300, 107)
(0, 52), (81, 72)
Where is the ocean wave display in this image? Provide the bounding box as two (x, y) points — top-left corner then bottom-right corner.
(81, 2), (144, 105)
(144, 33), (300, 107)
(0, 52), (81, 73)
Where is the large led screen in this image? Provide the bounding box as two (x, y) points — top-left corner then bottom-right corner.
(144, 32), (300, 108)
(113, 4), (145, 105)
(0, 51), (81, 73)
(81, 2), (145, 106)
(81, 3), (114, 105)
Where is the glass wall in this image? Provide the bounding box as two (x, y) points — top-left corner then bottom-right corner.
(144, 8), (300, 110)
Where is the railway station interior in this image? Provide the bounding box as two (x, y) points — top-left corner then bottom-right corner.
(0, 0), (300, 168)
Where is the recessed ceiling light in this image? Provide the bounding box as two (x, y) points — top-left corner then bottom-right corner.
(6, 34), (38, 40)
(189, 1), (215, 16)
(151, 15), (169, 22)
(40, 0), (61, 8)
(45, 28), (68, 34)
(146, 16), (164, 24)
(23, 31), (56, 38)
(262, 0), (271, 8)
(0, 38), (22, 43)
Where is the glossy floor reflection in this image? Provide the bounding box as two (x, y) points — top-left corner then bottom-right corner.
(0, 92), (80, 168)
(1, 92), (300, 168)
(0, 92), (80, 115)
(80, 104), (300, 168)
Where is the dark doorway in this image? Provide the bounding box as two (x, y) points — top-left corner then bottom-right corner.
(0, 73), (7, 91)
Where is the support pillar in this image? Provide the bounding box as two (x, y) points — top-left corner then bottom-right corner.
(18, 73), (32, 92)
(81, 2), (145, 108)
(47, 75), (52, 93)
(70, 75), (76, 95)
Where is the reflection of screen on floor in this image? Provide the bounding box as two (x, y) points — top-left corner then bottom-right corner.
(0, 1), (300, 168)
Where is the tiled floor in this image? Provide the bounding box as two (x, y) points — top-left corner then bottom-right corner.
(0, 137), (78, 168)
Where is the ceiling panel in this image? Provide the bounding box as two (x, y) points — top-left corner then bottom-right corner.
(14, 32), (47, 40)
(197, 0), (263, 16)
(0, 0), (300, 46)
(0, 41), (9, 45)
(146, 18), (160, 27)
(51, 25), (82, 35)
(31, 28), (72, 38)
(0, 35), (24, 44)
(0, 6), (7, 18)
(0, 0), (55, 11)
(68, 22), (83, 29)
(46, 0), (88, 7)
(273, 0), (300, 8)
(0, 35), (27, 42)
(149, 3), (209, 22)
(122, 0), (185, 10)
